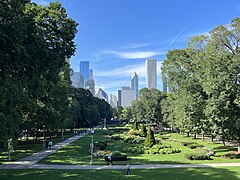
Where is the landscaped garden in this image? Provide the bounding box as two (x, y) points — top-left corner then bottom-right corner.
(39, 125), (240, 165)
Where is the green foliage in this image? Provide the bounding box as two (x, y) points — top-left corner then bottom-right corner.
(140, 124), (147, 137)
(0, 0), (78, 147)
(144, 126), (155, 147)
(131, 88), (164, 124)
(132, 121), (138, 130)
(144, 144), (181, 155)
(161, 18), (240, 146)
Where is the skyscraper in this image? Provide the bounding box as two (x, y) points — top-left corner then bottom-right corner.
(109, 94), (117, 108)
(117, 90), (122, 107)
(121, 87), (134, 107)
(98, 88), (108, 102)
(71, 72), (81, 88)
(80, 61), (90, 87)
(131, 72), (138, 100)
(85, 69), (95, 96)
(146, 59), (157, 89)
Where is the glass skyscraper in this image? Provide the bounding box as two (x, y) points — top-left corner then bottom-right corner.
(131, 72), (138, 100)
(80, 61), (90, 87)
(146, 59), (157, 89)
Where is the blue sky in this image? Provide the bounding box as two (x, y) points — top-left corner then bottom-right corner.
(33, 0), (240, 96)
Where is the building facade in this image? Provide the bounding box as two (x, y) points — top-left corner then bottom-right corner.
(98, 88), (108, 102)
(146, 59), (157, 89)
(121, 87), (134, 107)
(117, 90), (122, 107)
(131, 72), (138, 100)
(85, 69), (95, 96)
(109, 94), (117, 108)
(80, 61), (90, 87)
(71, 72), (81, 88)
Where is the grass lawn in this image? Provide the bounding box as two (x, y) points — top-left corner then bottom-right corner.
(0, 132), (73, 164)
(40, 128), (240, 165)
(0, 167), (240, 180)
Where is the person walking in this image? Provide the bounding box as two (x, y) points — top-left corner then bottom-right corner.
(126, 164), (131, 175)
(107, 153), (113, 165)
(48, 140), (53, 149)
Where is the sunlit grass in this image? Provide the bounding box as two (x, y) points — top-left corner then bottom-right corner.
(1, 167), (240, 180)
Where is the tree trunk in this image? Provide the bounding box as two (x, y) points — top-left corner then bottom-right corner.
(238, 141), (240, 153)
(35, 130), (38, 141)
(193, 133), (197, 139)
(202, 133), (204, 141)
(222, 139), (226, 147)
(211, 134), (214, 144)
(187, 132), (189, 137)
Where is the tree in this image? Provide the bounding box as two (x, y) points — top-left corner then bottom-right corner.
(140, 124), (147, 137)
(144, 126), (155, 147)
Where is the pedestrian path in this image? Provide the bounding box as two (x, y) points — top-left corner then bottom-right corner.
(1, 162), (240, 170)
(4, 132), (89, 167)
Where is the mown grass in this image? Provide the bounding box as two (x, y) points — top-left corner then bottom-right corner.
(0, 132), (73, 164)
(40, 128), (240, 165)
(1, 167), (240, 180)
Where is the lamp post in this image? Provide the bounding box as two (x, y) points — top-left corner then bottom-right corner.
(43, 125), (45, 147)
(90, 129), (94, 165)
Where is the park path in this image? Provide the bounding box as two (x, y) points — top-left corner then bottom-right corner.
(0, 127), (239, 170)
(0, 131), (91, 169)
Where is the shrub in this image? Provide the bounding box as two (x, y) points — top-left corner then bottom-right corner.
(128, 129), (140, 136)
(144, 144), (181, 155)
(140, 124), (147, 137)
(223, 153), (240, 159)
(95, 150), (111, 158)
(181, 142), (204, 149)
(144, 126), (155, 147)
(110, 134), (123, 140)
(122, 146), (144, 154)
(185, 153), (212, 160)
(95, 141), (107, 150)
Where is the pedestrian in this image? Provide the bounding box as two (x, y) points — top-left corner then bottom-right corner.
(48, 140), (53, 149)
(107, 153), (113, 165)
(45, 140), (49, 149)
(126, 164), (131, 175)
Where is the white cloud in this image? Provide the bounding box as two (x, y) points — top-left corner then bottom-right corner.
(102, 49), (165, 59)
(95, 61), (163, 78)
(32, 0), (49, 6)
(118, 43), (151, 49)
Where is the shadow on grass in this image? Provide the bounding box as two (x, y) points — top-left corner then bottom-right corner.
(0, 167), (240, 180)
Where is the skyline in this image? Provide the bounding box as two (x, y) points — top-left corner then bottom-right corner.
(32, 0), (240, 95)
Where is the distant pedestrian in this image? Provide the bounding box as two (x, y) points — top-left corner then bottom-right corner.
(45, 140), (49, 149)
(48, 141), (53, 149)
(126, 164), (131, 175)
(107, 153), (113, 165)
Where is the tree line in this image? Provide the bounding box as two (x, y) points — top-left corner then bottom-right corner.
(0, 0), (112, 149)
(119, 18), (240, 151)
(161, 18), (240, 150)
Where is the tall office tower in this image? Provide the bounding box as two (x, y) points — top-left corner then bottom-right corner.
(109, 94), (117, 108)
(163, 81), (167, 92)
(131, 72), (138, 100)
(80, 61), (90, 87)
(121, 87), (134, 107)
(71, 72), (81, 88)
(117, 90), (122, 107)
(85, 69), (95, 96)
(97, 88), (108, 102)
(146, 59), (157, 89)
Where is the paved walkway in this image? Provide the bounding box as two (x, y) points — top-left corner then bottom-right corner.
(1, 132), (90, 169)
(0, 128), (239, 170)
(1, 162), (240, 170)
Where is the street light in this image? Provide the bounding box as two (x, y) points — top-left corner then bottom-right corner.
(90, 128), (94, 165)
(43, 125), (45, 147)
